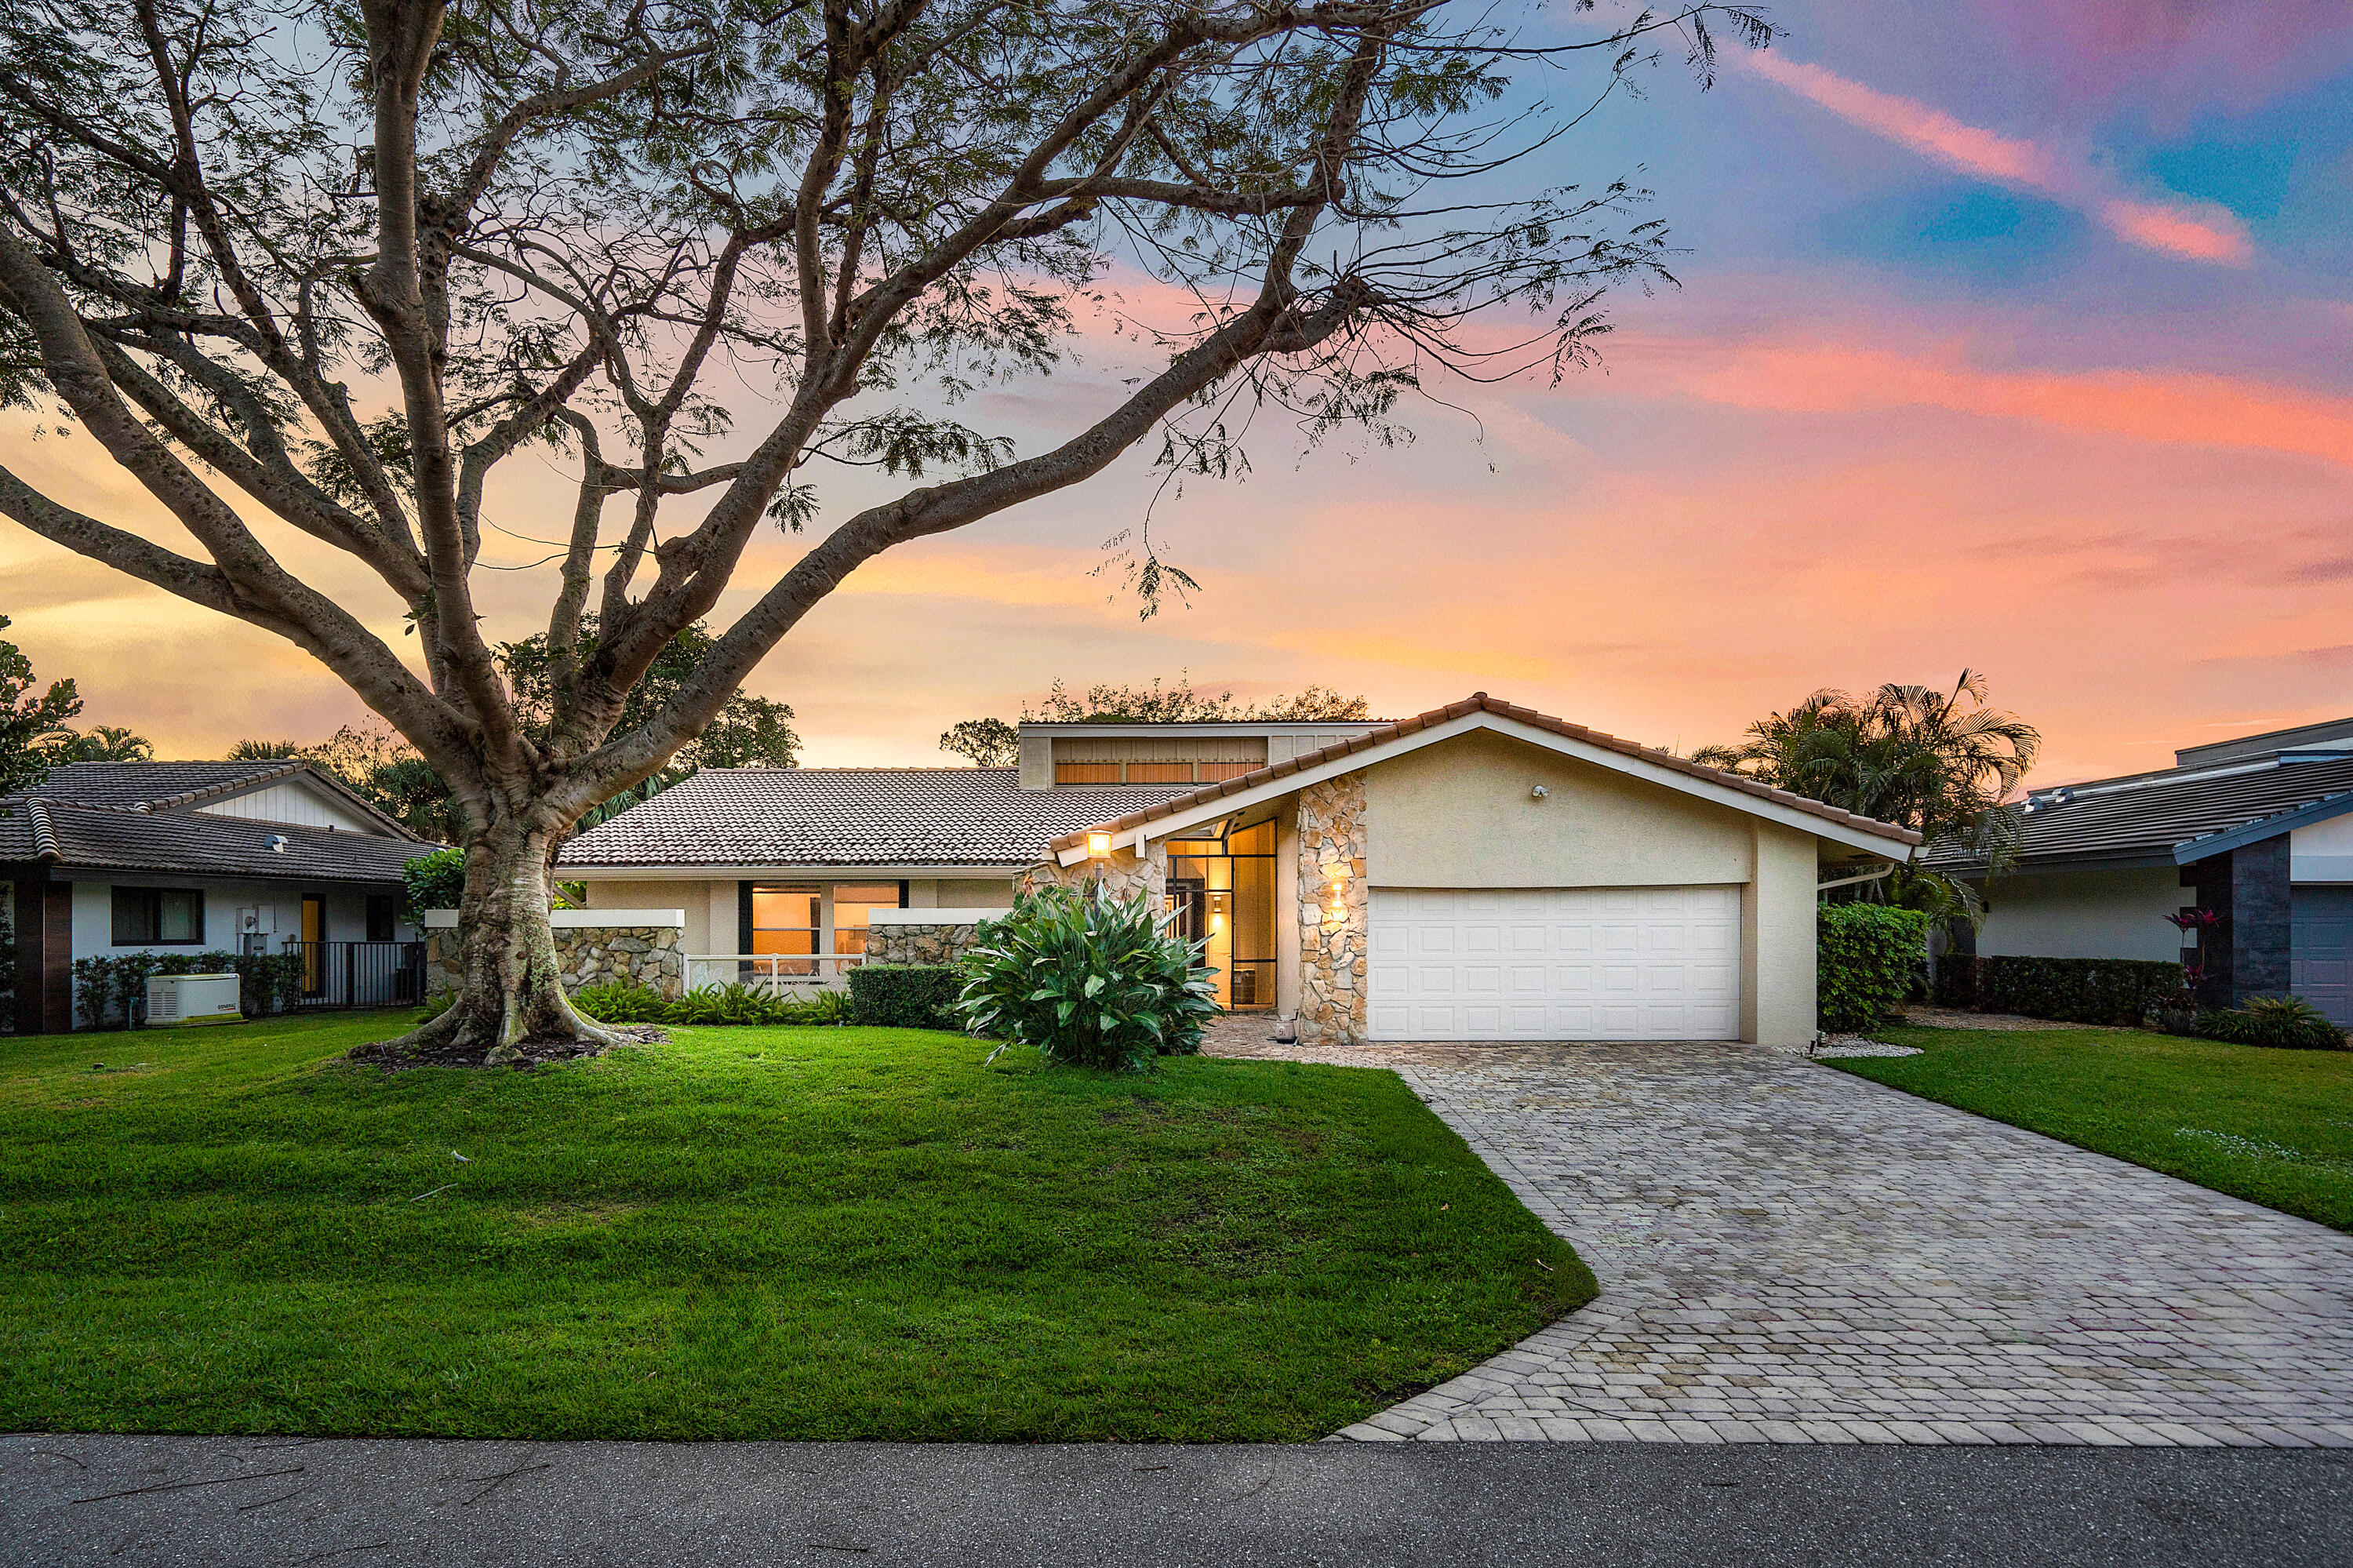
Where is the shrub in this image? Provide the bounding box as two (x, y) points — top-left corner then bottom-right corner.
(1933, 953), (2185, 1027)
(2195, 996), (2348, 1051)
(848, 965), (963, 1030)
(570, 980), (676, 1024)
(71, 951), (307, 1028)
(569, 979), (851, 1027)
(402, 847), (465, 919)
(955, 883), (1216, 1071)
(1818, 904), (1929, 1031)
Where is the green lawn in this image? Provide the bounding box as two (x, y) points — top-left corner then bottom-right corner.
(1834, 1024), (2353, 1231)
(0, 1012), (1590, 1442)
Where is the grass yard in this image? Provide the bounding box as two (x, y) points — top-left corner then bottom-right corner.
(0, 1012), (1590, 1442)
(1835, 1024), (2353, 1231)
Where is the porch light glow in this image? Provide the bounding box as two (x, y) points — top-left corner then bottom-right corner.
(1086, 830), (1112, 858)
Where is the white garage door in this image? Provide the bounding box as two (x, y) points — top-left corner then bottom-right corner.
(1368, 886), (1741, 1042)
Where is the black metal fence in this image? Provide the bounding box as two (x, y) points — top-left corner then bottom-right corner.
(285, 940), (427, 1010)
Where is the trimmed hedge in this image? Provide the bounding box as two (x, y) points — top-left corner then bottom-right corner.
(1933, 953), (2186, 1027)
(1818, 904), (1929, 1031)
(847, 964), (964, 1031)
(569, 980), (849, 1026)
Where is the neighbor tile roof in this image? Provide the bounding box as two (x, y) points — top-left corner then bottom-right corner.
(0, 796), (436, 884)
(1924, 755), (2353, 870)
(1048, 693), (1925, 853)
(5, 759), (420, 839)
(557, 768), (1203, 868)
(17, 759), (307, 809)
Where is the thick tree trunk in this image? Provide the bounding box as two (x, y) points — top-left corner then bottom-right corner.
(358, 809), (656, 1068)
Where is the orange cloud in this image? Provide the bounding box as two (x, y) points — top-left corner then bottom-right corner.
(1745, 52), (2253, 265)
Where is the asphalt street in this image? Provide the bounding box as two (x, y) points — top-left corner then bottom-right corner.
(3, 1434), (2347, 1567)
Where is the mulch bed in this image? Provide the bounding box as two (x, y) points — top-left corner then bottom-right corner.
(347, 1024), (667, 1071)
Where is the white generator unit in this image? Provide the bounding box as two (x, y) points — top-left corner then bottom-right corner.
(146, 973), (243, 1027)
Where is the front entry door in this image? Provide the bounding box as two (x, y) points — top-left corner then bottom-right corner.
(300, 895), (325, 995)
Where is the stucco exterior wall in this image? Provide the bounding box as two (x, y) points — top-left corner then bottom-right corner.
(1744, 822), (1818, 1048)
(2290, 813), (2353, 883)
(933, 877), (1016, 908)
(1977, 868), (2186, 962)
(584, 879), (719, 951)
(67, 879), (387, 961)
(1363, 731), (1754, 890)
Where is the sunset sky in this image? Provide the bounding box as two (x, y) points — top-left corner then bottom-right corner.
(2, 0), (2348, 790)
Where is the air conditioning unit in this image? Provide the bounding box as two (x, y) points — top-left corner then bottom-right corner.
(146, 973), (243, 1027)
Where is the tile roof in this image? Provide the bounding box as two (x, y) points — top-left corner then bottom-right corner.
(5, 759), (420, 839)
(1047, 693), (1926, 853)
(1924, 755), (2353, 870)
(0, 796), (437, 883)
(557, 768), (1204, 868)
(18, 759), (305, 809)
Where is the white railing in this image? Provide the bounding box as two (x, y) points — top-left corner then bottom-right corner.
(684, 954), (862, 994)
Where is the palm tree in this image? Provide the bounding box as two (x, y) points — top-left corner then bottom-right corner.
(48, 725), (155, 763)
(1695, 671), (2039, 915)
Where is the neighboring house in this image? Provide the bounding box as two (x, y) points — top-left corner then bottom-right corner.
(4, 761), (440, 1031)
(1928, 715), (2353, 1024)
(562, 693), (1919, 1046)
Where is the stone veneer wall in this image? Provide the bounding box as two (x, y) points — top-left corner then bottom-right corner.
(866, 922), (992, 967)
(427, 925), (686, 1000)
(1022, 842), (1167, 903)
(1297, 772), (1368, 1046)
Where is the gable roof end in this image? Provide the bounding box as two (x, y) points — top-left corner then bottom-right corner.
(1047, 693), (1924, 855)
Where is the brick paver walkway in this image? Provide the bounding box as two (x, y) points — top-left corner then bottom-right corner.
(1209, 1026), (2353, 1446)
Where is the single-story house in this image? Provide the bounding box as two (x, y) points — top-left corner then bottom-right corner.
(3, 761), (439, 1031)
(562, 693), (1920, 1046)
(1928, 715), (2353, 1024)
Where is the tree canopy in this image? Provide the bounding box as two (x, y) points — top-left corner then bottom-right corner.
(0, 613), (82, 795)
(940, 675), (1370, 762)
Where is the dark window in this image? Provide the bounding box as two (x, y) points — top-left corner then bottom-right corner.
(365, 895), (396, 942)
(111, 886), (204, 945)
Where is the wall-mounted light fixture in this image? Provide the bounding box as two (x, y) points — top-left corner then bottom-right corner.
(1086, 830), (1111, 858)
(1325, 867), (1347, 924)
(1210, 890), (1227, 933)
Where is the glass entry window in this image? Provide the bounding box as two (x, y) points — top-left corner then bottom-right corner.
(832, 884), (903, 957)
(751, 885), (821, 973)
(1166, 818), (1276, 1010)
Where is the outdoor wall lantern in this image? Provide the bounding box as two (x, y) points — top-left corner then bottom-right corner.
(1086, 830), (1112, 858)
(1325, 868), (1347, 924)
(1210, 891), (1227, 932)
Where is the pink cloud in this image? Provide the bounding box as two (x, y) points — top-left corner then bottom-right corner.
(1744, 52), (2254, 265)
(1640, 336), (2353, 468)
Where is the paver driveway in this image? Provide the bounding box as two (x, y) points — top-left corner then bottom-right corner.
(1213, 1032), (2353, 1446)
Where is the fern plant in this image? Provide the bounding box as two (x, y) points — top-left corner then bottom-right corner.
(955, 882), (1217, 1071)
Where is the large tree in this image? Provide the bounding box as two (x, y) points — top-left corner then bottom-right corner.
(0, 0), (1767, 1061)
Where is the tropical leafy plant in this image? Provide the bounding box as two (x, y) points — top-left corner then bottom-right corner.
(956, 884), (1217, 1071)
(2197, 997), (2347, 1052)
(401, 848), (467, 919)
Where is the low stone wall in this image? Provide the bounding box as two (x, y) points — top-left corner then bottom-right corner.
(427, 924), (686, 999)
(866, 920), (991, 967)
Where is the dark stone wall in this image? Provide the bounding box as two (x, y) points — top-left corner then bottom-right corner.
(2183, 839), (2292, 1007)
(2230, 834), (2292, 1002)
